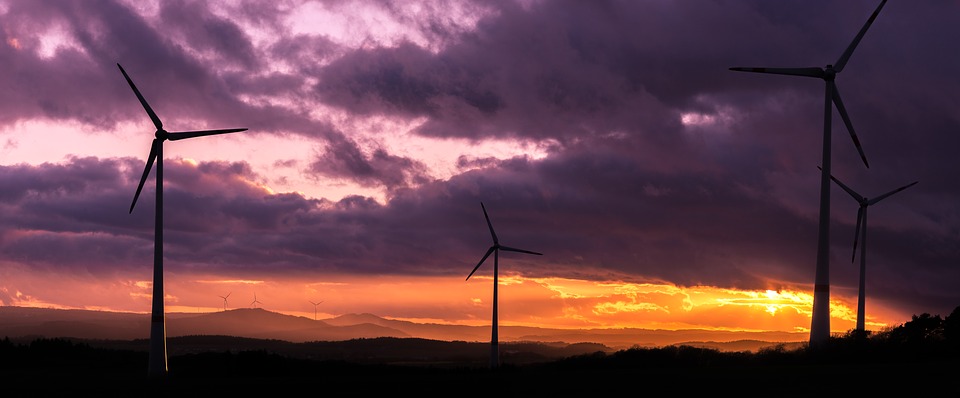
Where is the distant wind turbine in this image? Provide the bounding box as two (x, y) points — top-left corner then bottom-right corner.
(466, 202), (542, 369)
(251, 293), (262, 308)
(119, 63), (248, 378)
(729, 0), (887, 345)
(309, 300), (324, 320)
(821, 167), (917, 334)
(218, 292), (231, 311)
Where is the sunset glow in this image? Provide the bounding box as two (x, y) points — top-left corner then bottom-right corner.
(0, 261), (900, 335)
(1, 0), (957, 346)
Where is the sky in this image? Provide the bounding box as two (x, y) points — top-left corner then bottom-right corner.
(1, 0), (958, 338)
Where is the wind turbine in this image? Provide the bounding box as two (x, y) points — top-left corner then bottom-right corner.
(729, 0), (887, 345)
(119, 63), (248, 377)
(218, 292), (231, 311)
(466, 202), (542, 369)
(251, 292), (262, 308)
(821, 167), (917, 334)
(309, 300), (324, 320)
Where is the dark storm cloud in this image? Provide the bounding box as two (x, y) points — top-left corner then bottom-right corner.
(308, 0), (959, 315)
(264, 34), (341, 78)
(0, 157), (332, 274)
(0, 0), (257, 129)
(0, 156), (122, 203)
(2, 0), (958, 319)
(312, 0), (777, 143)
(456, 155), (502, 170)
(157, 0), (260, 69)
(0, 0), (411, 191)
(315, 41), (504, 119)
(0, 157), (147, 273)
(308, 133), (431, 191)
(0, 156), (472, 278)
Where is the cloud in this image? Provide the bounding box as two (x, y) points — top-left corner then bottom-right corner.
(308, 133), (431, 191)
(0, 0), (958, 322)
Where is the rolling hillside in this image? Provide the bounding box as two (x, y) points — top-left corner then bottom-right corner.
(0, 306), (805, 352)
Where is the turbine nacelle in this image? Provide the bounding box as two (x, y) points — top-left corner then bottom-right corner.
(824, 167), (915, 335)
(728, 67), (868, 167)
(465, 201), (542, 369)
(735, 0), (888, 344)
(120, 63), (248, 214)
(821, 166), (918, 262)
(466, 202), (543, 281)
(823, 65), (836, 80)
(118, 62), (249, 377)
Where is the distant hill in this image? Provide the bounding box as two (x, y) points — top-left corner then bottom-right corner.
(0, 307), (148, 340)
(316, 311), (807, 351)
(0, 306), (806, 352)
(4, 306), (957, 396)
(671, 339), (806, 352)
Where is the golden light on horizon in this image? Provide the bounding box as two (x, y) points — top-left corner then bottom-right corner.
(0, 266), (905, 334)
(711, 288), (812, 317)
(163, 274), (897, 333)
(515, 278), (821, 331)
(196, 279), (265, 285)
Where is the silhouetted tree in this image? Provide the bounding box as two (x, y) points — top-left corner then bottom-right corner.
(944, 305), (960, 346)
(879, 313), (943, 345)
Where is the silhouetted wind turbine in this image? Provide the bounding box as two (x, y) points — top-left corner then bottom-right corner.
(218, 292), (231, 311)
(251, 292), (262, 308)
(309, 300), (324, 320)
(119, 63), (248, 377)
(729, 0), (886, 345)
(466, 202), (542, 369)
(821, 167), (917, 334)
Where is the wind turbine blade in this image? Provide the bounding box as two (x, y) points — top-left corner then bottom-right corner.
(130, 139), (160, 213)
(467, 247), (496, 281)
(818, 166), (864, 202)
(728, 67), (825, 78)
(480, 202), (499, 244)
(831, 82), (869, 168)
(868, 181), (918, 205)
(834, 0), (887, 73)
(167, 128), (248, 141)
(117, 63), (163, 130)
(852, 207), (863, 262)
(499, 245), (543, 256)
(226, 292), (231, 298)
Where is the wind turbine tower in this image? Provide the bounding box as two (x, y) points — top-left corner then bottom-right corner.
(823, 168), (917, 334)
(309, 300), (324, 320)
(119, 63), (247, 377)
(219, 292), (231, 311)
(729, 0), (887, 344)
(466, 202), (542, 369)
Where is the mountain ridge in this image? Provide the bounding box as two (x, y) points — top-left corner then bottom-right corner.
(0, 306), (805, 352)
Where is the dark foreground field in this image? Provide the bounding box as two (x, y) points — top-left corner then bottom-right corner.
(3, 310), (959, 397)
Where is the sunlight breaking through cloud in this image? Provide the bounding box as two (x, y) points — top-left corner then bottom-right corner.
(510, 277), (873, 332)
(0, 0), (949, 341)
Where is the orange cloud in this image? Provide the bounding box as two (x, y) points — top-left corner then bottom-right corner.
(0, 265), (909, 336)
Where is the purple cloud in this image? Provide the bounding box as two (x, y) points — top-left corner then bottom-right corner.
(0, 0), (957, 321)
